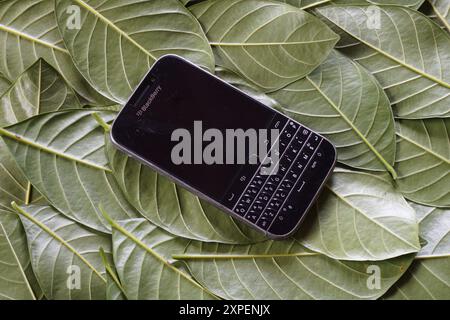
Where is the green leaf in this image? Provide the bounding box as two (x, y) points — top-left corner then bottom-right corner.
(428, 0), (450, 33)
(0, 0), (111, 105)
(395, 118), (450, 207)
(317, 5), (450, 119)
(54, 0), (214, 103)
(189, 1), (425, 10)
(0, 110), (138, 233)
(14, 204), (111, 300)
(0, 138), (42, 297)
(261, 0), (333, 9)
(0, 59), (82, 127)
(333, 0), (425, 9)
(0, 139), (28, 211)
(105, 135), (264, 244)
(99, 247), (126, 300)
(187, 0), (333, 9)
(384, 203), (450, 299)
(0, 221), (35, 300)
(295, 168), (420, 261)
(110, 218), (217, 300)
(0, 72), (10, 96)
(270, 50), (396, 175)
(190, 0), (339, 92)
(185, 0), (335, 9)
(0, 58), (82, 249)
(173, 237), (414, 299)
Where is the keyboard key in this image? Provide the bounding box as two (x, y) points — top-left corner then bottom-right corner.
(286, 169), (300, 182)
(268, 174), (283, 184)
(300, 151), (311, 162)
(262, 184), (276, 193)
(241, 195), (253, 205)
(264, 208), (278, 218)
(249, 183), (261, 191)
(288, 144), (300, 156)
(257, 192), (271, 203)
(270, 114), (288, 131)
(281, 179), (294, 190)
(268, 199), (282, 210)
(274, 190), (287, 199)
(293, 134), (306, 148)
(252, 175), (266, 186)
(279, 140), (289, 153)
(287, 121), (299, 133)
(247, 186), (259, 196)
(246, 211), (260, 223)
(235, 205), (247, 216)
(307, 134), (322, 148)
(256, 216), (271, 229)
(251, 201), (265, 212)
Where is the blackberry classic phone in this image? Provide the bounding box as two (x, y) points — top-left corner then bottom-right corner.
(110, 55), (336, 239)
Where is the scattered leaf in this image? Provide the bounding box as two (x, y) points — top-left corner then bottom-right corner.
(15, 204), (111, 300)
(318, 5), (450, 119)
(270, 50), (396, 174)
(55, 0), (214, 103)
(395, 118), (450, 207)
(174, 235), (414, 299)
(110, 218), (217, 300)
(0, 110), (138, 233)
(0, 0), (110, 105)
(296, 169), (420, 261)
(0, 59), (82, 127)
(384, 203), (450, 299)
(191, 0), (339, 92)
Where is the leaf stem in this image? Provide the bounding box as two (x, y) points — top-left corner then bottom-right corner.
(300, 0), (332, 10)
(25, 182), (32, 205)
(99, 247), (126, 296)
(0, 127), (112, 173)
(209, 38), (339, 46)
(0, 24), (69, 54)
(306, 76), (398, 179)
(99, 206), (218, 298)
(172, 252), (320, 260)
(320, 9), (450, 90)
(414, 253), (450, 260)
(92, 113), (111, 132)
(173, 252), (449, 261)
(72, 0), (156, 61)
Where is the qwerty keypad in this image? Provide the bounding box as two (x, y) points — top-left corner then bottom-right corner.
(230, 119), (327, 235)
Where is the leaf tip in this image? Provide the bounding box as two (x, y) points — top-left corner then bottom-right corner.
(98, 204), (116, 229)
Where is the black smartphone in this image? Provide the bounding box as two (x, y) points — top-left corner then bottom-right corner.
(110, 55), (336, 239)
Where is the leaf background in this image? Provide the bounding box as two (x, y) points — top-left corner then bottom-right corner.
(384, 203), (450, 299)
(270, 50), (396, 174)
(0, 111), (138, 233)
(0, 0), (449, 300)
(318, 5), (450, 119)
(55, 0), (214, 103)
(0, 0), (111, 105)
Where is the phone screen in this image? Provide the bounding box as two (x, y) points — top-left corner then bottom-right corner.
(111, 56), (277, 201)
